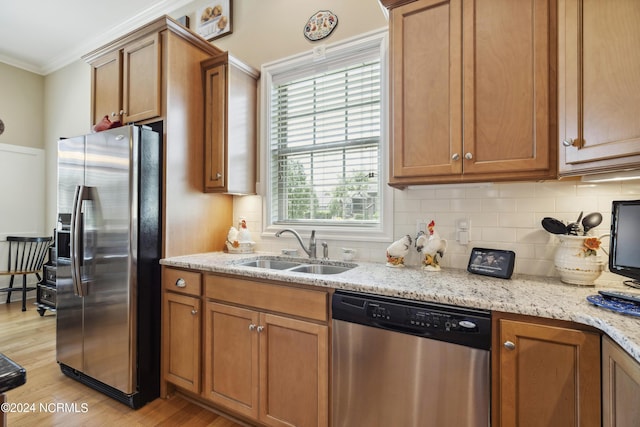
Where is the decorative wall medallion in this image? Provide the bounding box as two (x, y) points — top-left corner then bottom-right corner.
(303, 10), (338, 41)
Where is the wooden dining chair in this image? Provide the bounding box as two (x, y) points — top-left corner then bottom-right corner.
(0, 236), (53, 311)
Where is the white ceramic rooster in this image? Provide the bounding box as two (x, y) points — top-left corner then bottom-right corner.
(415, 220), (447, 271)
(226, 226), (239, 249)
(237, 218), (252, 242)
(386, 235), (412, 267)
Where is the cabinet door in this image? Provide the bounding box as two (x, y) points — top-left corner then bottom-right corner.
(496, 319), (600, 427)
(122, 33), (161, 123)
(203, 302), (259, 420)
(602, 336), (640, 427)
(389, 0), (463, 180)
(259, 313), (328, 427)
(559, 0), (640, 175)
(90, 50), (122, 127)
(162, 292), (201, 393)
(203, 56), (227, 192)
(462, 0), (552, 177)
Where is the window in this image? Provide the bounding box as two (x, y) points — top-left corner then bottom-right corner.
(261, 29), (391, 241)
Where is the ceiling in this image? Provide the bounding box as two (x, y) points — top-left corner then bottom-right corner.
(0, 0), (194, 75)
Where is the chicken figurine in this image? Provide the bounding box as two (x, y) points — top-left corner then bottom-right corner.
(386, 235), (412, 267)
(237, 218), (252, 242)
(226, 226), (239, 249)
(416, 220), (447, 271)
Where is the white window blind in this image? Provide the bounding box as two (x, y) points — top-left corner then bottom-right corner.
(269, 57), (382, 227)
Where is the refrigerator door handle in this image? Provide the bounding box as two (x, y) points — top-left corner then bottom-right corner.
(71, 185), (93, 297)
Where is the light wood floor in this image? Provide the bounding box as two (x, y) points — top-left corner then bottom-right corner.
(0, 300), (243, 427)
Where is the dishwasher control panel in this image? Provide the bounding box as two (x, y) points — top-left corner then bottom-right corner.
(333, 290), (491, 350)
(368, 303), (479, 333)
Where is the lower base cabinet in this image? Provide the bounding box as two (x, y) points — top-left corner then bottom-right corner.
(492, 313), (601, 427)
(162, 268), (329, 427)
(602, 336), (640, 427)
(203, 302), (328, 427)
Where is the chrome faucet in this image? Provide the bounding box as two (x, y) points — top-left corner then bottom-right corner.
(275, 228), (317, 258)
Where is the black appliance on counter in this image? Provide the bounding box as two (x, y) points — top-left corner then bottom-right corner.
(610, 200), (640, 288)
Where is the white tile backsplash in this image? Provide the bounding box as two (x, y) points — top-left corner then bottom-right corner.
(231, 180), (640, 278)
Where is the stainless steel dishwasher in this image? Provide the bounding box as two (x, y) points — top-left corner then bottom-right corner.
(332, 290), (491, 427)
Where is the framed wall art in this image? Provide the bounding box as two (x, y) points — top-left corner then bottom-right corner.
(196, 0), (232, 41)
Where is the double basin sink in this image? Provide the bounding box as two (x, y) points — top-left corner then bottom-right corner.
(236, 257), (356, 275)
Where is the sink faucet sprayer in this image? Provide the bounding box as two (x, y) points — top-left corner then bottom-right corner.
(275, 229), (317, 259)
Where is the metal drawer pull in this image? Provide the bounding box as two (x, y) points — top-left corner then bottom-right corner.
(563, 138), (575, 147)
(175, 278), (186, 288)
(191, 309), (198, 315)
(249, 324), (256, 331)
(464, 152), (473, 160)
(452, 153), (460, 161)
(257, 326), (264, 333)
(504, 340), (516, 350)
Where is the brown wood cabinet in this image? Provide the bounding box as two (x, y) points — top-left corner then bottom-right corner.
(84, 16), (233, 257)
(558, 0), (640, 176)
(202, 53), (258, 194)
(492, 313), (601, 427)
(161, 268), (330, 427)
(89, 33), (161, 126)
(602, 336), (640, 427)
(162, 267), (202, 395)
(203, 275), (329, 427)
(382, 0), (556, 187)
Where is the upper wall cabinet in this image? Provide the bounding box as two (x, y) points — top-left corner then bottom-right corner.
(202, 53), (259, 194)
(83, 16), (235, 258)
(88, 32), (161, 127)
(382, 0), (557, 187)
(559, 0), (640, 176)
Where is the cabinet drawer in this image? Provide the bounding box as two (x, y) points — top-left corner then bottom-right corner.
(163, 267), (202, 296)
(205, 275), (328, 322)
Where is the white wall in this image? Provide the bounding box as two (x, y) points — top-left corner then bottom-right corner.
(0, 143), (45, 237)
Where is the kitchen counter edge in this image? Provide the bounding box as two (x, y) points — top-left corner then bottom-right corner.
(160, 251), (640, 363)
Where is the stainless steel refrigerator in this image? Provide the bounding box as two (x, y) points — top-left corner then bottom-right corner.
(56, 124), (161, 408)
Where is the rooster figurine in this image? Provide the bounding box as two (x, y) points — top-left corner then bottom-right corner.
(237, 218), (252, 242)
(386, 235), (412, 267)
(416, 220), (447, 271)
(226, 226), (239, 249)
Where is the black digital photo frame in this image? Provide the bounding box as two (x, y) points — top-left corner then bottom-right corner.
(467, 247), (515, 279)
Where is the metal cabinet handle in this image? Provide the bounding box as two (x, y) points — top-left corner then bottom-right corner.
(464, 152), (473, 160)
(191, 309), (198, 315)
(504, 340), (516, 350)
(249, 324), (256, 331)
(175, 278), (186, 288)
(215, 172), (222, 180)
(563, 138), (575, 147)
(452, 153), (460, 161)
(257, 326), (265, 333)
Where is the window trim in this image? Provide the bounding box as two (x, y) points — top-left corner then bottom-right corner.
(259, 28), (393, 242)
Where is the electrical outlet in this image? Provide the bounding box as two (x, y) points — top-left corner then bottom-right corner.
(456, 218), (471, 244)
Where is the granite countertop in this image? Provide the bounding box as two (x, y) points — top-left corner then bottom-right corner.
(161, 251), (640, 363)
